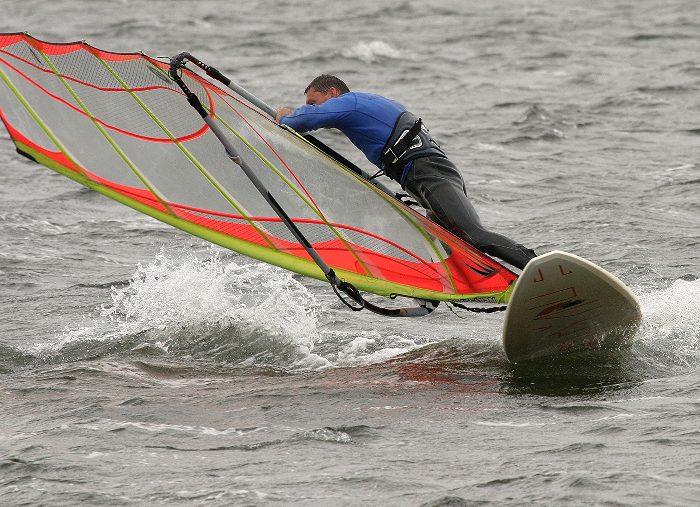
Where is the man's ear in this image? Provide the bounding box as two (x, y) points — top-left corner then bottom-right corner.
(328, 86), (340, 98)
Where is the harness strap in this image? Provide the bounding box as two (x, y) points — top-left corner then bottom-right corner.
(381, 118), (423, 167)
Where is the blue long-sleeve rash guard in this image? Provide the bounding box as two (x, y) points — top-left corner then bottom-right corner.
(279, 92), (406, 170)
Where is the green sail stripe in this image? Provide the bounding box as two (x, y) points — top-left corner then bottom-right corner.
(91, 48), (278, 251)
(35, 46), (176, 216)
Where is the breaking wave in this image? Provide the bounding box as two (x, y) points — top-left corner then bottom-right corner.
(12, 245), (430, 372)
(22, 246), (329, 370)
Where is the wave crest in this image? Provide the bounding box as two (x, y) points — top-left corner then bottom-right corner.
(27, 246), (330, 370)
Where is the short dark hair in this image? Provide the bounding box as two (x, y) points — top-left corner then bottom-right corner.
(304, 74), (350, 95)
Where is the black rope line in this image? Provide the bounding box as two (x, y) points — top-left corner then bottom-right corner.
(449, 301), (508, 314)
(368, 169), (384, 180)
(446, 302), (469, 319)
(331, 280), (365, 312)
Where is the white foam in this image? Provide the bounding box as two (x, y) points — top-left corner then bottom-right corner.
(636, 278), (700, 365)
(340, 41), (401, 63)
(333, 329), (425, 367)
(78, 418), (265, 437)
(472, 421), (548, 427)
(103, 247), (315, 337)
(474, 142), (504, 152)
(28, 245), (332, 369)
(26, 244), (446, 371)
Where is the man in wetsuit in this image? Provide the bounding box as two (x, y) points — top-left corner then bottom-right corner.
(275, 75), (537, 270)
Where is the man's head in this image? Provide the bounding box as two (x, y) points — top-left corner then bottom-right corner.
(304, 75), (350, 105)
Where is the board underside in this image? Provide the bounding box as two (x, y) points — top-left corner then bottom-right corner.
(502, 251), (642, 362)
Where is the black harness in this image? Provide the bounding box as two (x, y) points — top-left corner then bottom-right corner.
(381, 111), (445, 182)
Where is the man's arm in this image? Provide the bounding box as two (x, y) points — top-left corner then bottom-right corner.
(274, 97), (353, 133)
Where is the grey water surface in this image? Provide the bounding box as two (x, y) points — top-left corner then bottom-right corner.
(1, 0), (699, 505)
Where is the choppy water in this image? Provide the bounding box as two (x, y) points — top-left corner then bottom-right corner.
(2, 0), (700, 505)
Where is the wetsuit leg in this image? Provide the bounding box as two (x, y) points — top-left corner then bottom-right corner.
(404, 157), (536, 269)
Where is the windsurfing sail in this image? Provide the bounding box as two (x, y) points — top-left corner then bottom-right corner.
(0, 33), (517, 310)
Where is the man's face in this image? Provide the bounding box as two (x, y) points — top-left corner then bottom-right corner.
(305, 87), (338, 106)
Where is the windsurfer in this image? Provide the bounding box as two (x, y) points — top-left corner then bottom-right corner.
(276, 75), (537, 269)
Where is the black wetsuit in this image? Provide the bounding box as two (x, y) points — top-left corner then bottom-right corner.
(404, 156), (536, 269)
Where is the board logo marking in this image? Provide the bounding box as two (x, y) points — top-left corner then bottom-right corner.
(535, 298), (586, 319)
(534, 268), (545, 283)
